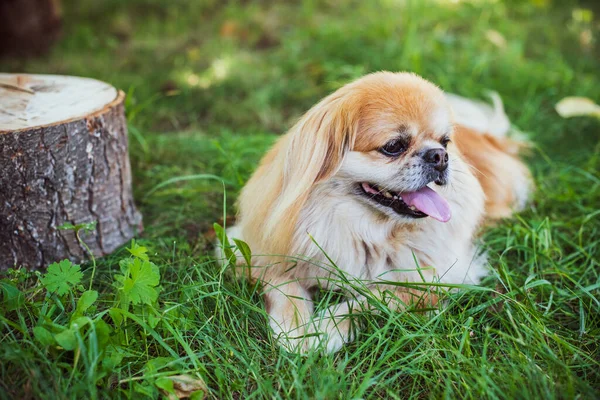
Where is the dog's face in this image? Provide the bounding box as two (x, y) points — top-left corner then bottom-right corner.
(237, 72), (465, 256)
(331, 73), (455, 222)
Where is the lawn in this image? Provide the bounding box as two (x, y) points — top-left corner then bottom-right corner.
(1, 0), (599, 398)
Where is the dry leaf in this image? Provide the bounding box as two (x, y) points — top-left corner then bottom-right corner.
(485, 30), (507, 49)
(220, 20), (239, 38)
(157, 374), (207, 399)
(555, 97), (600, 118)
(579, 29), (593, 51)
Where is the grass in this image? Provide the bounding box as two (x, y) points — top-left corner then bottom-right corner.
(1, 0), (600, 398)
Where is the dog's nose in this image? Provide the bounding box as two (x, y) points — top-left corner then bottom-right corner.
(422, 148), (448, 171)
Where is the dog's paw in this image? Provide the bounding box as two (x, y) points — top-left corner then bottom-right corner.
(274, 331), (313, 354)
(303, 312), (355, 353)
(273, 317), (354, 354)
(304, 329), (347, 354)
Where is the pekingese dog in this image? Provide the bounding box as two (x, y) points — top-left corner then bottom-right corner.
(220, 72), (532, 353)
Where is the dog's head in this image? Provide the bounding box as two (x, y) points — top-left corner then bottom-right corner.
(332, 72), (454, 223)
(240, 72), (462, 254)
(292, 72), (456, 221)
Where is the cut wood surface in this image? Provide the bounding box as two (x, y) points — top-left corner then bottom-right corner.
(0, 73), (143, 270)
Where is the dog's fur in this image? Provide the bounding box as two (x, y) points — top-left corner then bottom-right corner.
(220, 72), (532, 352)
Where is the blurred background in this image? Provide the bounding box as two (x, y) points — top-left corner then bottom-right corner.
(1, 0), (599, 243)
(1, 0), (598, 132)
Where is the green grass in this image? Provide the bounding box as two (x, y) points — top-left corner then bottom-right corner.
(1, 0), (600, 398)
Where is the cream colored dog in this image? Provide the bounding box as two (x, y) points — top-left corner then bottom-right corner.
(220, 72), (532, 352)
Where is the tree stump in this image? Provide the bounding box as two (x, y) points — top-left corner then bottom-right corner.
(0, 73), (143, 270)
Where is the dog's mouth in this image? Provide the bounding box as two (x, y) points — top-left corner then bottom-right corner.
(359, 182), (451, 222)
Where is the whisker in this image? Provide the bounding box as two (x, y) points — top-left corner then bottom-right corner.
(451, 157), (489, 179)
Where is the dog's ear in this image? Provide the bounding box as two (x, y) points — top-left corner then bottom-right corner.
(269, 92), (359, 250)
(281, 92), (359, 207)
(237, 89), (359, 257)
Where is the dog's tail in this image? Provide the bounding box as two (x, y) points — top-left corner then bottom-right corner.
(445, 92), (511, 138)
(448, 92), (533, 219)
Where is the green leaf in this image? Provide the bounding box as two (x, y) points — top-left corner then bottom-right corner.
(70, 316), (92, 329)
(101, 345), (124, 371)
(148, 314), (160, 329)
(190, 391), (205, 400)
(214, 223), (236, 266)
(33, 326), (55, 346)
(213, 222), (227, 245)
(55, 328), (77, 350)
(120, 258), (160, 305)
(40, 260), (83, 296)
(155, 377), (175, 395)
(233, 239), (252, 266)
(57, 222), (76, 230)
(58, 221), (97, 233)
(127, 240), (149, 261)
(133, 382), (157, 397)
(144, 357), (177, 375)
(95, 319), (112, 350)
(108, 307), (124, 325)
(116, 260), (129, 279)
(72, 290), (98, 321)
(0, 281), (24, 311)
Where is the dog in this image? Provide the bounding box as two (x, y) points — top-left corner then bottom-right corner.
(219, 72), (532, 353)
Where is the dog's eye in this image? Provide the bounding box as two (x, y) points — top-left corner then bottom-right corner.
(379, 138), (408, 157)
(441, 136), (451, 148)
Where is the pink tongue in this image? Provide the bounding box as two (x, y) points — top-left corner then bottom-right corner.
(401, 186), (451, 222)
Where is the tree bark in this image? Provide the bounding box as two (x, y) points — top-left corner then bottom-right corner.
(0, 74), (143, 270)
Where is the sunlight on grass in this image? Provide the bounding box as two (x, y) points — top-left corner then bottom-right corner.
(177, 57), (233, 89)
